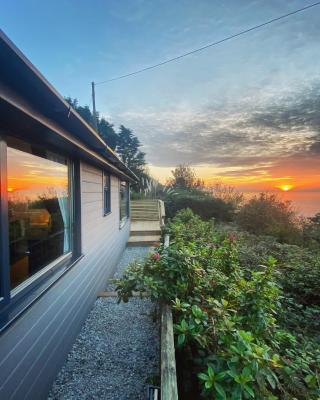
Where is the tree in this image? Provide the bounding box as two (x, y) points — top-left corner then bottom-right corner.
(98, 118), (118, 150)
(237, 193), (301, 243)
(65, 97), (118, 150)
(65, 98), (150, 190)
(207, 182), (244, 209)
(65, 97), (94, 126)
(168, 164), (204, 189)
(116, 125), (146, 176)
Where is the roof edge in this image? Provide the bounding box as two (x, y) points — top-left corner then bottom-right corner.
(0, 29), (138, 182)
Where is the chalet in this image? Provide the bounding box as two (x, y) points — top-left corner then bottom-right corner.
(0, 30), (137, 399)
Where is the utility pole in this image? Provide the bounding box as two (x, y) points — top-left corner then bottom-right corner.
(91, 81), (98, 131)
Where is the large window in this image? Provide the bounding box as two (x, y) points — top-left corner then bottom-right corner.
(7, 138), (71, 290)
(119, 181), (129, 222)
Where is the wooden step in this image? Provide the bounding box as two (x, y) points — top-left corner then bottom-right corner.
(131, 212), (159, 219)
(130, 230), (161, 236)
(131, 203), (159, 207)
(131, 212), (158, 214)
(131, 217), (160, 221)
(131, 209), (159, 213)
(131, 215), (159, 219)
(131, 214), (159, 217)
(127, 241), (160, 247)
(131, 200), (159, 204)
(130, 199), (161, 223)
(131, 205), (158, 209)
(131, 221), (161, 232)
(131, 210), (159, 214)
(128, 235), (160, 246)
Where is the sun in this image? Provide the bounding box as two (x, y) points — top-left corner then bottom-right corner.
(277, 184), (294, 192)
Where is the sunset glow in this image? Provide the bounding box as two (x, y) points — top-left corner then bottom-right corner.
(149, 165), (320, 192)
(277, 185), (294, 192)
(7, 147), (68, 201)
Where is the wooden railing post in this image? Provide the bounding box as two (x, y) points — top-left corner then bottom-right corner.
(161, 234), (178, 400)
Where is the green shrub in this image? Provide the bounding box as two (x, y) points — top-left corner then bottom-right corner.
(236, 193), (301, 244)
(303, 213), (320, 250)
(164, 189), (235, 221)
(217, 226), (320, 307)
(116, 209), (320, 399)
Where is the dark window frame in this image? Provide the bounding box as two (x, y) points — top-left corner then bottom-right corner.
(0, 137), (10, 308)
(0, 133), (82, 331)
(103, 172), (111, 216)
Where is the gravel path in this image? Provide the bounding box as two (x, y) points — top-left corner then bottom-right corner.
(48, 246), (159, 400)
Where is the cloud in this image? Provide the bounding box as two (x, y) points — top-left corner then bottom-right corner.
(116, 82), (320, 175)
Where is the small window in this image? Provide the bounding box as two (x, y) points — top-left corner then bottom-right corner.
(103, 173), (111, 215)
(120, 181), (129, 221)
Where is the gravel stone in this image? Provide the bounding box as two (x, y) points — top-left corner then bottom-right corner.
(106, 246), (152, 291)
(48, 246), (159, 400)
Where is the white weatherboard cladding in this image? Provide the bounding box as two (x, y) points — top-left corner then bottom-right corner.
(81, 162), (126, 252)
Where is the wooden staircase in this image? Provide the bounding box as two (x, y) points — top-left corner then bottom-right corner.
(128, 200), (164, 246)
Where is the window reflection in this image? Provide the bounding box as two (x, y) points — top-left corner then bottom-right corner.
(120, 181), (129, 221)
(7, 139), (71, 289)
(103, 173), (111, 215)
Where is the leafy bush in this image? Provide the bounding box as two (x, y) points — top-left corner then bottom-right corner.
(236, 193), (301, 244)
(117, 209), (320, 399)
(218, 226), (320, 307)
(207, 182), (244, 210)
(164, 189), (235, 221)
(303, 213), (320, 250)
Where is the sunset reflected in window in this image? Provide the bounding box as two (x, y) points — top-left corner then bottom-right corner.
(7, 140), (70, 289)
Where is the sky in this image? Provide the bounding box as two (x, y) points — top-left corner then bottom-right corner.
(7, 147), (68, 200)
(1, 0), (320, 193)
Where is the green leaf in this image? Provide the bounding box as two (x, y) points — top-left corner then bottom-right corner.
(244, 384), (255, 398)
(205, 380), (213, 389)
(180, 319), (188, 330)
(227, 367), (238, 378)
(304, 374), (316, 388)
(216, 371), (227, 381)
(207, 366), (215, 378)
(304, 374), (313, 384)
(231, 385), (242, 400)
(192, 304), (200, 316)
(178, 334), (185, 345)
(242, 367), (252, 378)
(266, 373), (276, 389)
(214, 382), (227, 400)
(198, 372), (209, 381)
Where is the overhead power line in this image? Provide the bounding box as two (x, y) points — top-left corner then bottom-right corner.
(95, 1), (320, 85)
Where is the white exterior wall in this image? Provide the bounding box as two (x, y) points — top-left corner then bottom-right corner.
(81, 161), (127, 254)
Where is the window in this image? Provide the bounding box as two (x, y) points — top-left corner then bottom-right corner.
(0, 134), (81, 329)
(103, 173), (111, 215)
(120, 181), (129, 222)
(7, 137), (72, 290)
